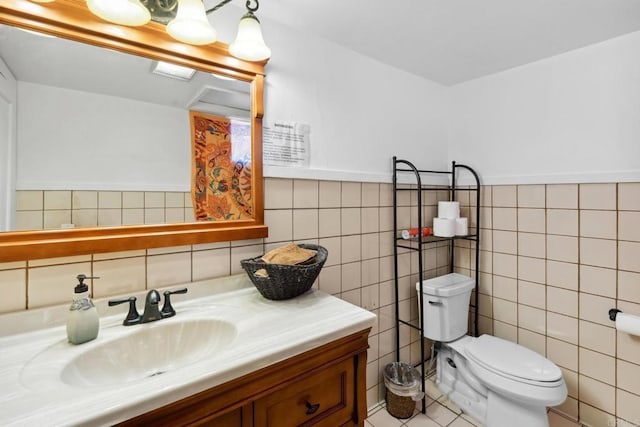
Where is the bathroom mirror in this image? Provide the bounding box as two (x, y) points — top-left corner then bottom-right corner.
(0, 0), (267, 262)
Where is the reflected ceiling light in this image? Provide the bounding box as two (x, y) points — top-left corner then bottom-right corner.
(151, 61), (197, 81)
(167, 0), (216, 45)
(86, 0), (150, 26)
(229, 3), (271, 62)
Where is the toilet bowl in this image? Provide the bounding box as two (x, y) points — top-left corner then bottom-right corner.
(417, 274), (567, 427)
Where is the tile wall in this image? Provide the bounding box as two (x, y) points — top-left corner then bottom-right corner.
(14, 190), (195, 230)
(454, 183), (640, 427)
(3, 179), (640, 425)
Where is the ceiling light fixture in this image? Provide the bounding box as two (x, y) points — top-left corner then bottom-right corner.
(86, 0), (151, 26)
(229, 2), (271, 62)
(151, 60), (197, 80)
(167, 0), (216, 45)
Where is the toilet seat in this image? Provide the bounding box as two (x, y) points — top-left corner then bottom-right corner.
(465, 335), (562, 386)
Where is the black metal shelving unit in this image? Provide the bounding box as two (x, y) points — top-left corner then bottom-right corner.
(392, 157), (481, 414)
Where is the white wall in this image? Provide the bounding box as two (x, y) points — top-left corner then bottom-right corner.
(16, 82), (190, 191)
(260, 19), (451, 183)
(448, 30), (640, 184)
(0, 57), (16, 230)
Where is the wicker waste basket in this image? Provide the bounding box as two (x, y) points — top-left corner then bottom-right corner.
(383, 362), (424, 419)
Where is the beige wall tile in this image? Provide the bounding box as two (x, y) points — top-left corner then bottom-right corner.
(578, 348), (616, 386)
(264, 209), (293, 243)
(93, 257), (145, 298)
(361, 183), (380, 207)
(98, 191), (121, 209)
(620, 241), (640, 273)
(547, 287), (578, 317)
(29, 255), (91, 268)
(518, 256), (545, 284)
(579, 402), (616, 427)
(293, 179), (319, 208)
(493, 253), (517, 278)
(361, 233), (380, 260)
(144, 192), (164, 208)
(547, 235), (578, 263)
(518, 208), (545, 233)
(619, 183), (640, 211)
(122, 208), (143, 225)
(318, 208), (340, 238)
(518, 328), (546, 355)
(361, 207), (379, 234)
(518, 280), (546, 309)
(122, 191), (144, 209)
(479, 250), (493, 274)
(361, 258), (380, 287)
(480, 206), (492, 229)
(492, 230), (517, 254)
(341, 208), (361, 236)
(480, 228), (493, 251)
(379, 183), (393, 207)
(617, 390), (640, 427)
(379, 206), (394, 232)
(341, 182), (362, 208)
(580, 320), (615, 356)
(293, 209), (319, 240)
(492, 185), (517, 207)
(518, 304), (546, 334)
(16, 190), (43, 210)
(318, 265), (341, 295)
(579, 292), (615, 326)
(44, 190), (71, 210)
(518, 232), (546, 258)
(555, 397), (579, 420)
(165, 207), (184, 223)
(493, 207), (517, 231)
(28, 262), (91, 308)
(547, 337), (578, 370)
(617, 359), (640, 395)
(580, 265), (616, 298)
(481, 186), (492, 207)
(341, 262), (361, 292)
(580, 238), (617, 269)
(192, 248), (231, 281)
(72, 191), (98, 209)
(547, 260), (578, 291)
(547, 209), (579, 236)
(493, 320), (517, 342)
(15, 211), (43, 230)
(493, 298), (517, 325)
(0, 261), (26, 271)
(493, 275), (517, 301)
(547, 184), (578, 209)
(341, 235), (361, 264)
(517, 185), (545, 208)
(144, 208), (164, 224)
(44, 209), (71, 229)
(147, 252), (191, 288)
(619, 270), (640, 303)
(265, 178), (293, 209)
(580, 183), (616, 210)
(580, 210), (617, 240)
(0, 269), (26, 313)
(579, 375), (615, 414)
(547, 312), (578, 345)
(72, 209), (98, 228)
(98, 209), (122, 227)
(319, 237), (341, 267)
(165, 192), (184, 208)
(561, 367), (578, 398)
(619, 211), (640, 242)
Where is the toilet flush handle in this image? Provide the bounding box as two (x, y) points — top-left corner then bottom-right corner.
(428, 300), (443, 306)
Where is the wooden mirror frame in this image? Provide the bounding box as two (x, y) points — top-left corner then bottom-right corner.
(0, 0), (268, 262)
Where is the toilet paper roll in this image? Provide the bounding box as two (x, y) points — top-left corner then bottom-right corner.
(438, 201), (460, 219)
(615, 313), (640, 336)
(455, 217), (468, 236)
(433, 218), (456, 237)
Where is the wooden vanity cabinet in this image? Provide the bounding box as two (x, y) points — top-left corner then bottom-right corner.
(118, 329), (370, 427)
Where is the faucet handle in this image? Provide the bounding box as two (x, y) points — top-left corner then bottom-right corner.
(108, 296), (141, 326)
(161, 288), (188, 318)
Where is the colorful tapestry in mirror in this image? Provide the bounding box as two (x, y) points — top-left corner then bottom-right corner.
(190, 111), (252, 221)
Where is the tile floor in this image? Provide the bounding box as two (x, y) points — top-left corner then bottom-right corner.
(366, 377), (583, 427)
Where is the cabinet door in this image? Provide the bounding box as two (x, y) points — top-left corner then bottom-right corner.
(190, 407), (250, 427)
(254, 358), (355, 427)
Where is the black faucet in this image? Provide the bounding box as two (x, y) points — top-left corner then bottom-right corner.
(109, 288), (188, 326)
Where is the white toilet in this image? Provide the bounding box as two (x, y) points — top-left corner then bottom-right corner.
(417, 273), (567, 427)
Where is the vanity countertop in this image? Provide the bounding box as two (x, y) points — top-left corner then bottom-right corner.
(0, 276), (376, 426)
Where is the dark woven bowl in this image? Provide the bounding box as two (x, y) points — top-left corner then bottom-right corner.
(240, 244), (328, 300)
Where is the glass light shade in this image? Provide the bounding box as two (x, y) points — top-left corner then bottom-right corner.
(229, 12), (271, 62)
(166, 0), (217, 45)
(29, 0), (56, 3)
(86, 0), (150, 26)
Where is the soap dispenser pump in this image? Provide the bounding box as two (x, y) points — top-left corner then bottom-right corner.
(67, 274), (100, 345)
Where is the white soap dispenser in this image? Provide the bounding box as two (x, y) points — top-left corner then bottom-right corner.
(67, 274), (99, 345)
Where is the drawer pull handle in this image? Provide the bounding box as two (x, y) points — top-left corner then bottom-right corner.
(305, 401), (320, 415)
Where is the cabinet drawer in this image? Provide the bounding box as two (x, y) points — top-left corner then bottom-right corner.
(254, 358), (355, 427)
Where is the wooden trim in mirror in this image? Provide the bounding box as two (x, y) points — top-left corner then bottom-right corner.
(0, 0), (268, 262)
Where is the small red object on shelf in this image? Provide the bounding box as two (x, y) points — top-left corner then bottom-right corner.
(401, 227), (433, 239)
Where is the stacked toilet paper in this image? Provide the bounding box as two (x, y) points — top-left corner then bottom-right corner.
(433, 201), (468, 237)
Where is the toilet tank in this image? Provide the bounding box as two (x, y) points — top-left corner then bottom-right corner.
(416, 273), (474, 342)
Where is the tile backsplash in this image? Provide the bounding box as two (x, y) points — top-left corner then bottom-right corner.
(3, 178), (640, 426)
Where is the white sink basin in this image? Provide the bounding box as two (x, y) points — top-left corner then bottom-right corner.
(61, 318), (237, 387)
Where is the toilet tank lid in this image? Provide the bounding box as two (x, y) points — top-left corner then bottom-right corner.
(465, 335), (562, 383)
(416, 273), (475, 297)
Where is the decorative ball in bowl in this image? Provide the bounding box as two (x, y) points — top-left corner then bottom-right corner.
(240, 244), (328, 300)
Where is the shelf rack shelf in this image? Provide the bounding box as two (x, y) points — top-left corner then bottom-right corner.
(392, 157), (481, 414)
